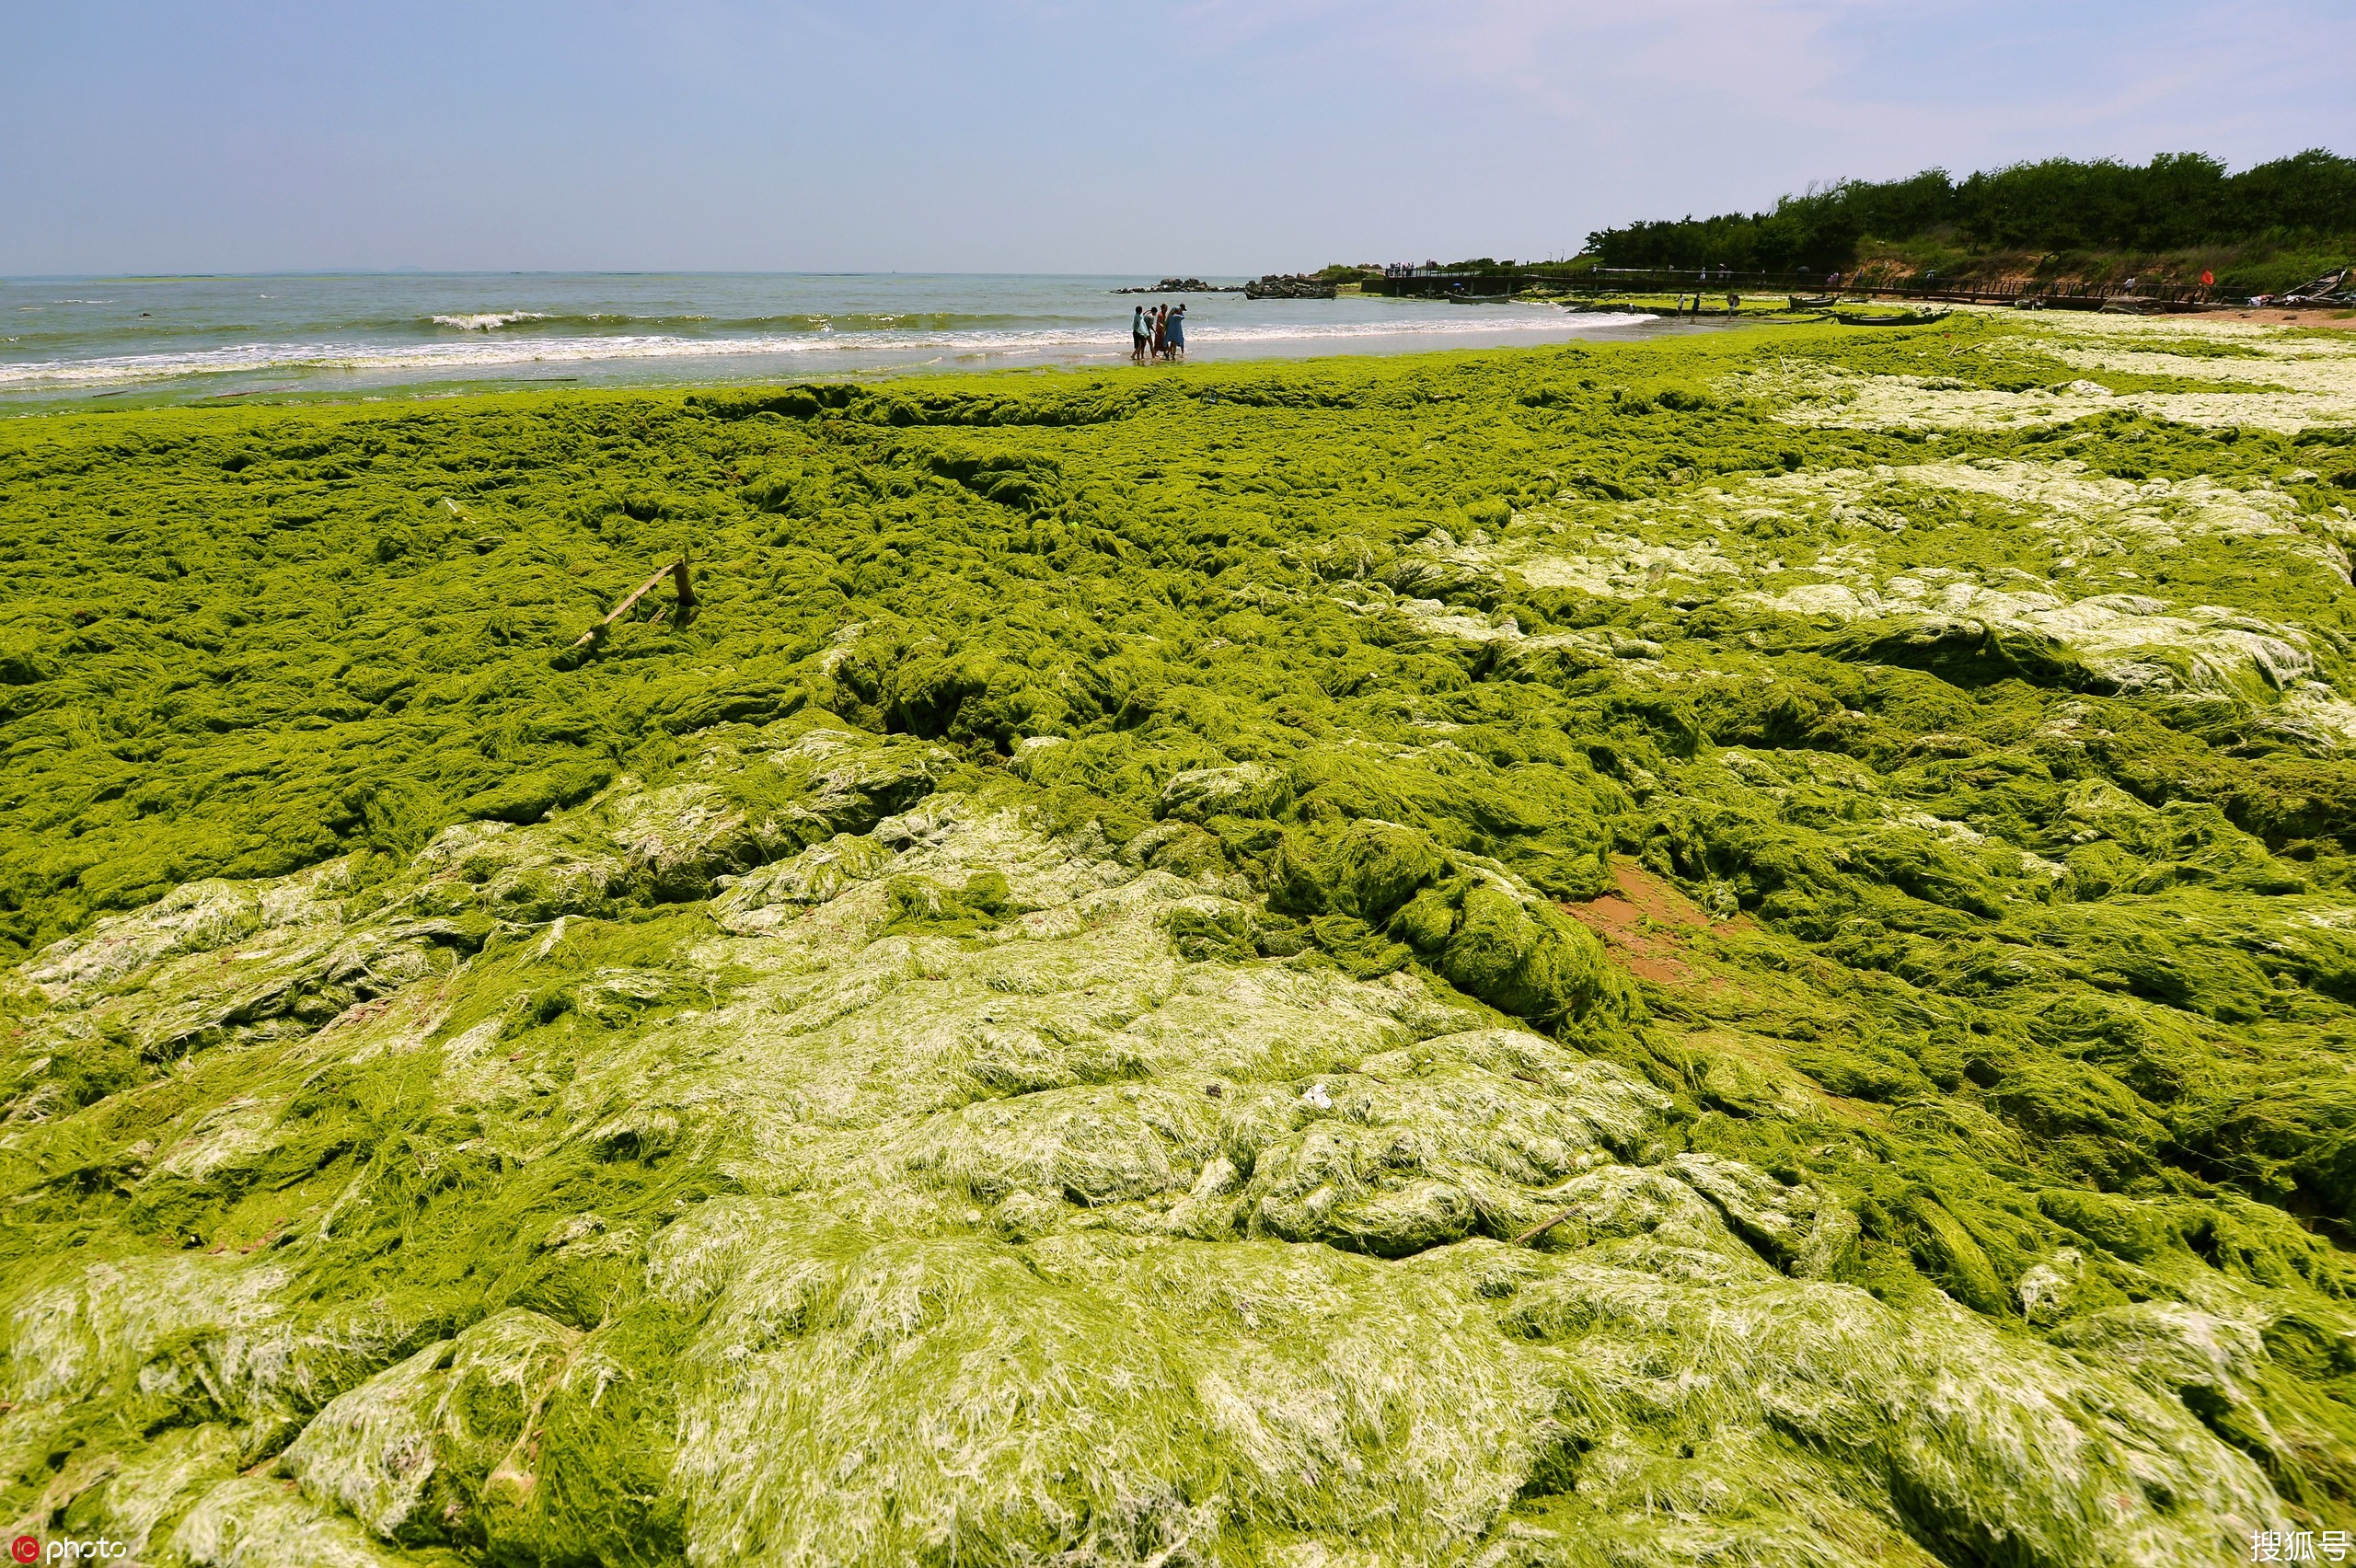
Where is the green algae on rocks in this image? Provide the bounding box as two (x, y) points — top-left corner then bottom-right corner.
(6, 312), (2356, 1564)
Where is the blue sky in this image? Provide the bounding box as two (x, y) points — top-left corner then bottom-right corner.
(5, 0), (2350, 275)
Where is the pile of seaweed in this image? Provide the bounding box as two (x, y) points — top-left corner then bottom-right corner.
(5, 312), (2356, 1565)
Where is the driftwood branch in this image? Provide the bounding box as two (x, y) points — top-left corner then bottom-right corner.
(1510, 1206), (1583, 1248)
(572, 558), (694, 649)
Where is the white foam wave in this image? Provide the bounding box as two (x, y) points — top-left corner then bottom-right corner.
(430, 311), (556, 331)
(1187, 313), (1641, 343)
(0, 312), (1657, 392)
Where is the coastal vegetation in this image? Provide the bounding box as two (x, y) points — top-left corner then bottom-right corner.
(6, 311), (2356, 1563)
(1575, 149), (2356, 295)
(1321, 150), (2354, 297)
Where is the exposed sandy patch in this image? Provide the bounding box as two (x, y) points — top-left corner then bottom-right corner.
(1563, 859), (1746, 986)
(2218, 309), (2356, 329)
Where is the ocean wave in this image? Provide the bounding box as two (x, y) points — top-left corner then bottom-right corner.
(1187, 314), (1640, 343)
(430, 311), (557, 331)
(0, 312), (1656, 392)
(414, 309), (1066, 335)
(784, 311), (1066, 333)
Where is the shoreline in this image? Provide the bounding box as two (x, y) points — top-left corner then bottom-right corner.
(1, 312), (1696, 414)
(13, 303), (2352, 421)
(5, 272), (1672, 410)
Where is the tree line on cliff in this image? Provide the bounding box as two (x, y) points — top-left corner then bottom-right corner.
(1581, 149), (2356, 272)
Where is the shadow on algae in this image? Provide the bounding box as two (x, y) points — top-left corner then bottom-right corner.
(5, 313), (2356, 1565)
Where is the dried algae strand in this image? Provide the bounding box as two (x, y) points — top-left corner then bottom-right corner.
(4, 311), (2356, 1565)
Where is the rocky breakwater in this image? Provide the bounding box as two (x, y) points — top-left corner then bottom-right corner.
(1113, 277), (1243, 294)
(1243, 273), (1338, 300)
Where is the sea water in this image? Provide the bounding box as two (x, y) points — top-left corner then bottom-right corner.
(0, 273), (1670, 408)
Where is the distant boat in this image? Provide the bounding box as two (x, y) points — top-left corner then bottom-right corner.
(1787, 294), (1835, 309)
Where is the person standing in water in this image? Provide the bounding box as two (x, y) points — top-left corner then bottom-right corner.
(1132, 304), (1149, 363)
(1166, 303), (1186, 361)
(1151, 305), (1168, 361)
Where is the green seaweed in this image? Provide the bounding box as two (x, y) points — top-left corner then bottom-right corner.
(7, 312), (2356, 1563)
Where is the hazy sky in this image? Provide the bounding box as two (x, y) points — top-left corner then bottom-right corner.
(6, 0), (2351, 276)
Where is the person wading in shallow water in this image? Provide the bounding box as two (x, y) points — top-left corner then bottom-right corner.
(1123, 300), (1188, 366)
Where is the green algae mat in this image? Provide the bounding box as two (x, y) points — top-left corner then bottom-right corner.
(6, 312), (2356, 1566)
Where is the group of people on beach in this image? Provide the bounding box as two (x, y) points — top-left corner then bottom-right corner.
(1131, 302), (1186, 363)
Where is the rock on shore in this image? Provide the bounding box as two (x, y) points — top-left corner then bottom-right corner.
(1243, 273), (1338, 299)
